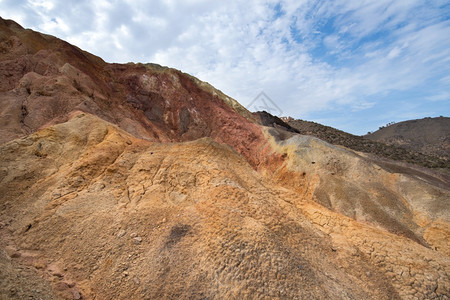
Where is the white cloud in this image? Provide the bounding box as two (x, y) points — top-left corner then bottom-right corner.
(28, 0), (54, 10)
(387, 47), (402, 59)
(426, 92), (450, 102)
(0, 0), (449, 134)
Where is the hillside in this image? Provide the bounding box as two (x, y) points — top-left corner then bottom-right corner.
(366, 117), (450, 159)
(280, 116), (449, 170)
(0, 17), (449, 299)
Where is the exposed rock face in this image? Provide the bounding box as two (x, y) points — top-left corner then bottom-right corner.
(0, 17), (266, 168)
(265, 129), (449, 245)
(0, 18), (449, 299)
(1, 113), (446, 299)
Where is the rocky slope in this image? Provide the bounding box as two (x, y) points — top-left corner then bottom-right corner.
(0, 17), (449, 299)
(280, 115), (449, 170)
(366, 117), (450, 160)
(0, 17), (264, 166)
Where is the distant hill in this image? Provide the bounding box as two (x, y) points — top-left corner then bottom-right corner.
(365, 117), (450, 160)
(263, 114), (450, 170)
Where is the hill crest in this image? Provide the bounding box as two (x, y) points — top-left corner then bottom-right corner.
(366, 116), (450, 160)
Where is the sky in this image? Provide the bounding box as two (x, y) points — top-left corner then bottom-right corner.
(1, 0), (449, 135)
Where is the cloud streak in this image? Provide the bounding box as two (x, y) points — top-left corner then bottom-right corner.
(1, 0), (449, 134)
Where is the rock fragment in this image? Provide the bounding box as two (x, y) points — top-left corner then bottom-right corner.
(132, 236), (142, 244)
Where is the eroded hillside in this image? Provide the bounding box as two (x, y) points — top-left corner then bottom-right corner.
(0, 17), (449, 299)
